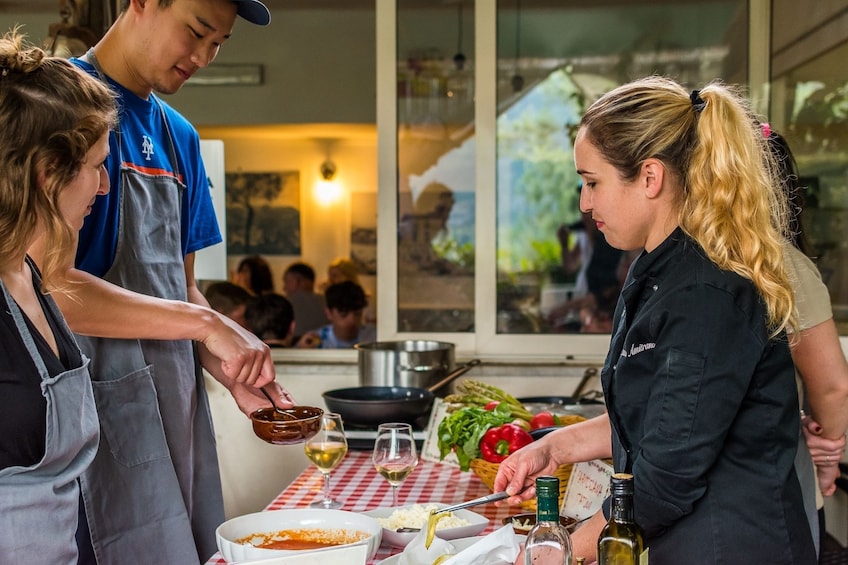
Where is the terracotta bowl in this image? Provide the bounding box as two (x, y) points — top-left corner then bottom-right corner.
(250, 406), (324, 445)
(502, 512), (577, 534)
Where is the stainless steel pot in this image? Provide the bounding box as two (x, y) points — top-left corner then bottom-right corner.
(355, 340), (455, 389)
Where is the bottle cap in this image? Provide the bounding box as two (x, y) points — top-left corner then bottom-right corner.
(610, 472), (634, 496)
(535, 476), (559, 497)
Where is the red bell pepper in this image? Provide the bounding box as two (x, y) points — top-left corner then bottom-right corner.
(479, 423), (533, 463)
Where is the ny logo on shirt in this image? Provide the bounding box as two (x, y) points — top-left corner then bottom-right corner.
(142, 135), (154, 161)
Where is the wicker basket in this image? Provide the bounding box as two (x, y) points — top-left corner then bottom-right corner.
(468, 414), (586, 511)
(470, 458), (573, 511)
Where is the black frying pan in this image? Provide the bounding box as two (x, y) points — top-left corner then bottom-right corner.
(322, 359), (480, 428)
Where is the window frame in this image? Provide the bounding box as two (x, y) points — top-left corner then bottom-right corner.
(376, 0), (770, 360)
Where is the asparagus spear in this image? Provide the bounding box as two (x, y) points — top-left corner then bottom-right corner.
(445, 380), (534, 421)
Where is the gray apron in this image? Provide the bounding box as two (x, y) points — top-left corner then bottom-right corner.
(76, 52), (225, 564)
(0, 272), (99, 563)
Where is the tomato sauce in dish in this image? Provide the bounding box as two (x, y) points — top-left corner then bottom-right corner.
(236, 528), (369, 550)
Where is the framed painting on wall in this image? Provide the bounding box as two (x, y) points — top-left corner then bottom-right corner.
(351, 191), (377, 276)
(225, 171), (301, 255)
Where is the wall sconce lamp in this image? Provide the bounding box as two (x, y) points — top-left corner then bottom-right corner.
(320, 159), (337, 181)
(315, 158), (341, 205)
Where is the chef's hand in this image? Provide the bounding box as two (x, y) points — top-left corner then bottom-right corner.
(494, 435), (562, 506)
(201, 311), (276, 388)
(229, 381), (296, 417)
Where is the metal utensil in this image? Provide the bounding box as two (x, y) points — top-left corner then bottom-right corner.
(260, 386), (287, 415)
(394, 491), (510, 532)
(433, 491), (509, 514)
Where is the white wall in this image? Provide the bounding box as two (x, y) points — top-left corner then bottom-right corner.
(0, 8), (376, 125)
(171, 9), (377, 125)
(198, 125), (378, 298)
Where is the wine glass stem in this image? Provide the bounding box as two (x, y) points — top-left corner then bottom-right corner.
(391, 484), (399, 507)
(322, 472), (333, 503)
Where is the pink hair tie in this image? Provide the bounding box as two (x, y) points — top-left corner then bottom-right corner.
(761, 122), (771, 139)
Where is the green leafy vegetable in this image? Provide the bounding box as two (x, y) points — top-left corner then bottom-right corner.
(437, 405), (515, 471)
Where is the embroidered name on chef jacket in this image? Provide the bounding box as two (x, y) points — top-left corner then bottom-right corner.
(620, 342), (656, 358)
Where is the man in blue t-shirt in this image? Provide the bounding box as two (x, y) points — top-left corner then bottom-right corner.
(28, 1), (294, 563)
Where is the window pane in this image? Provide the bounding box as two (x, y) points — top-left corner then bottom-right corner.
(770, 41), (848, 333)
(397, 1), (476, 332)
(495, 0), (748, 334)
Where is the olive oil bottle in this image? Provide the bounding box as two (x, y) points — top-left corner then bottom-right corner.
(597, 473), (648, 565)
(524, 476), (573, 565)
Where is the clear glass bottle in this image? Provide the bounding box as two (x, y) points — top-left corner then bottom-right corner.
(597, 473), (648, 565)
(524, 476), (573, 565)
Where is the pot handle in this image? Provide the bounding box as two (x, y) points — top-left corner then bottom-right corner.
(426, 359), (481, 393)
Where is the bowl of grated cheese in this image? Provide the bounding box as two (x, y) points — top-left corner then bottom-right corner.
(361, 503), (489, 548)
(502, 512), (577, 534)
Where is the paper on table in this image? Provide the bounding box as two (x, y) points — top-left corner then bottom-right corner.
(420, 398), (459, 467)
(230, 543), (368, 565)
(440, 525), (520, 565)
(561, 459), (614, 521)
(398, 524), (520, 565)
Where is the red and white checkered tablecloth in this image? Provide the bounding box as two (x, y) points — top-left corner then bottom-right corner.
(204, 450), (515, 564)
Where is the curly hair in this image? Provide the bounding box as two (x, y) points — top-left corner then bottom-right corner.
(579, 76), (796, 337)
(0, 29), (116, 291)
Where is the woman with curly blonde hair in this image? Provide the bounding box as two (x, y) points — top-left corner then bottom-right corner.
(495, 76), (815, 564)
(0, 29), (116, 563)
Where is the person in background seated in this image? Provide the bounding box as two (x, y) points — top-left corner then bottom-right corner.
(244, 293), (296, 348)
(298, 281), (376, 349)
(282, 261), (328, 335)
(205, 281), (252, 328)
(233, 255), (274, 295)
(323, 256), (376, 324)
(325, 256), (361, 288)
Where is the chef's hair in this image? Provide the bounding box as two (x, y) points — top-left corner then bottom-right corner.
(0, 28), (116, 291)
(579, 75), (796, 338)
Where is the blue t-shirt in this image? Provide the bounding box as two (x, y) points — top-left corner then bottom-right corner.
(71, 59), (222, 278)
(315, 324), (377, 349)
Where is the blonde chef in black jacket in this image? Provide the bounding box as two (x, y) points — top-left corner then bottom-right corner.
(495, 76), (816, 564)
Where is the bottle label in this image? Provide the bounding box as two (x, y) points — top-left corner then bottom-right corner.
(640, 547), (649, 565)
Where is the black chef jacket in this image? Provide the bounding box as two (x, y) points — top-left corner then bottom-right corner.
(601, 229), (815, 564)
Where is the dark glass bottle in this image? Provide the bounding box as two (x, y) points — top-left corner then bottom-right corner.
(597, 473), (648, 565)
(524, 476), (573, 565)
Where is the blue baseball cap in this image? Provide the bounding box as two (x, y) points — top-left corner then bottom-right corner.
(234, 0), (271, 26)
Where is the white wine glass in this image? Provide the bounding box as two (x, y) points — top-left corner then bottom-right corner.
(372, 422), (418, 507)
(304, 413), (348, 508)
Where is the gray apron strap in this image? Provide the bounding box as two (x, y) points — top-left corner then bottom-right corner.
(0, 261), (99, 564)
(0, 273), (49, 378)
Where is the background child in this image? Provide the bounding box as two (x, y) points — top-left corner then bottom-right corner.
(297, 281), (375, 349)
